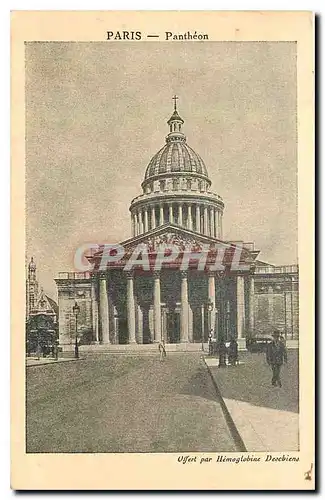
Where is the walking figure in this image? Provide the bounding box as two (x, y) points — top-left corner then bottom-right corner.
(159, 339), (167, 362)
(228, 337), (239, 366)
(208, 329), (213, 356)
(266, 330), (287, 387)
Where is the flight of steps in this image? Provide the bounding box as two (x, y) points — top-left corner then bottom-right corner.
(62, 343), (206, 354)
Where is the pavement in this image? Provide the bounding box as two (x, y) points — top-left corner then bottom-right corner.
(26, 356), (81, 367)
(205, 350), (299, 452)
(26, 353), (237, 453)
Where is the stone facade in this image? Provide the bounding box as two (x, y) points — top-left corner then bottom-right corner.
(55, 102), (299, 348)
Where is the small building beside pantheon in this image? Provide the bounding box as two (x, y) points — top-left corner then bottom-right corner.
(55, 103), (299, 349)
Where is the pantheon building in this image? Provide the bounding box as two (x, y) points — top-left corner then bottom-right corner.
(56, 101), (299, 350)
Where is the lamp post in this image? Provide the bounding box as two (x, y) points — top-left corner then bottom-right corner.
(225, 301), (230, 342)
(207, 299), (214, 355)
(218, 304), (227, 368)
(207, 299), (213, 336)
(73, 301), (80, 359)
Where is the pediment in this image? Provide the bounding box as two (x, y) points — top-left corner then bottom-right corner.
(90, 224), (259, 270)
(123, 224), (258, 260)
(122, 224), (231, 252)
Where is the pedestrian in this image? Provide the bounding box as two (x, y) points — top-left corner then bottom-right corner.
(158, 339), (167, 362)
(280, 334), (286, 347)
(266, 330), (287, 387)
(208, 329), (213, 356)
(218, 339), (227, 367)
(228, 337), (239, 366)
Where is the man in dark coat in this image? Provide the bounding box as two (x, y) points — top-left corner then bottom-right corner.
(228, 338), (239, 366)
(266, 330), (287, 387)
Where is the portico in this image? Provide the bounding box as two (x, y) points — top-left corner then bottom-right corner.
(89, 231), (255, 346)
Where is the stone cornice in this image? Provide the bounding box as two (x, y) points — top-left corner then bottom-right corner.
(130, 192), (224, 212)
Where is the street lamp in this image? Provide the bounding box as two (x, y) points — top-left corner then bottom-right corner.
(72, 301), (80, 359)
(206, 299), (214, 355)
(218, 304), (227, 368)
(225, 301), (230, 342)
(207, 299), (213, 334)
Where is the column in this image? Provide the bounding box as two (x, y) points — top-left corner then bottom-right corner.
(113, 305), (118, 344)
(99, 274), (110, 344)
(236, 275), (245, 339)
(169, 204), (173, 224)
(180, 271), (189, 343)
(208, 272), (216, 336)
(220, 213), (223, 239)
(136, 303), (143, 344)
(178, 203), (183, 227)
(153, 272), (161, 342)
(149, 307), (154, 343)
(134, 213), (139, 236)
(126, 273), (136, 343)
(204, 206), (209, 235)
(196, 205), (200, 233)
(144, 209), (149, 233)
(201, 304), (205, 342)
(214, 209), (218, 239)
(139, 210), (143, 235)
(91, 278), (99, 343)
(210, 208), (215, 237)
(161, 308), (167, 342)
(131, 213), (136, 237)
(151, 206), (156, 230)
(187, 204), (193, 230)
(248, 276), (255, 334)
(159, 204), (164, 226)
(188, 306), (193, 343)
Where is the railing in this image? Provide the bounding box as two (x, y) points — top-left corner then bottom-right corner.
(254, 265), (298, 275)
(57, 272), (91, 280)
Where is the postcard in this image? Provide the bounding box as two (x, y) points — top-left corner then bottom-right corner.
(11, 10), (315, 490)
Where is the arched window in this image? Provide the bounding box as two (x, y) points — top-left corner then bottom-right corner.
(173, 178), (179, 191)
(187, 179), (191, 190)
(160, 180), (166, 191)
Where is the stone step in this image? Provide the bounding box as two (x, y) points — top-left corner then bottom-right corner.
(64, 343), (206, 353)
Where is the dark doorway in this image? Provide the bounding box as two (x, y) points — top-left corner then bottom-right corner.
(142, 307), (152, 344)
(117, 318), (128, 344)
(193, 306), (204, 343)
(167, 312), (180, 343)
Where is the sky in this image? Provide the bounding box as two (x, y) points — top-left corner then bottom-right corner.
(25, 41), (297, 300)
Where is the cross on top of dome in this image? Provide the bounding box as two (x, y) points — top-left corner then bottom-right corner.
(167, 95), (185, 135)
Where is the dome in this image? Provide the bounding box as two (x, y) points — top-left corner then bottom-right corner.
(144, 141), (209, 180)
(130, 98), (224, 240)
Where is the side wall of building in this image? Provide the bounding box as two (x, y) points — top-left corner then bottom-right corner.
(253, 273), (299, 340)
(56, 277), (93, 347)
